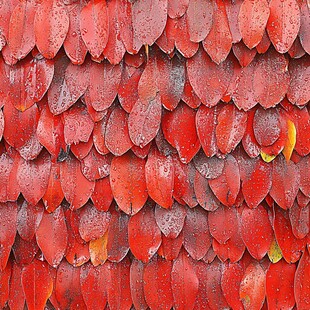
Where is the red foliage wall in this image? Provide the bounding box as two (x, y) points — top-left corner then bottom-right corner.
(0, 0), (309, 309)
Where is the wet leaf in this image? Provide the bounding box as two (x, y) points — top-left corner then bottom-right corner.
(36, 207), (67, 267)
(289, 201), (309, 239)
(282, 119), (296, 161)
(8, 261), (25, 310)
(267, 0), (301, 53)
(34, 0), (69, 58)
(91, 177), (113, 212)
(110, 152), (148, 215)
(80, 0), (109, 58)
(21, 260), (53, 310)
(128, 203), (162, 263)
(238, 0), (270, 49)
(145, 148), (174, 209)
(89, 233), (108, 266)
(267, 238), (283, 263)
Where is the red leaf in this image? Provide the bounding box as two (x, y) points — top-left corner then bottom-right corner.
(3, 101), (39, 148)
(60, 154), (95, 210)
(171, 250), (199, 310)
(294, 250), (310, 309)
(187, 47), (233, 107)
(81, 148), (111, 181)
(17, 150), (51, 205)
(157, 54), (185, 111)
(253, 48), (290, 108)
(241, 205), (273, 260)
(196, 105), (219, 157)
(34, 0), (69, 58)
(174, 14), (199, 58)
(242, 157), (272, 208)
(232, 61), (257, 111)
(0, 202), (17, 270)
(80, 263), (108, 309)
(80, 0), (109, 58)
(130, 259), (148, 310)
(299, 155), (310, 197)
(145, 148), (174, 209)
(55, 260), (86, 309)
(8, 261), (25, 310)
(91, 177), (113, 212)
(266, 260), (296, 309)
(270, 155), (300, 210)
(12, 235), (38, 266)
(238, 0), (270, 49)
(162, 102), (200, 163)
(36, 207), (68, 267)
(232, 41), (257, 67)
(128, 203), (162, 263)
(118, 65), (143, 113)
(63, 104), (94, 146)
(132, 0), (168, 45)
(221, 263), (244, 310)
(8, 0), (35, 60)
(208, 204), (238, 244)
(183, 206), (211, 260)
(107, 206), (129, 262)
(181, 68), (201, 109)
(0, 259), (11, 308)
(225, 0), (243, 43)
(216, 104), (247, 154)
(274, 206), (305, 263)
(17, 200), (43, 241)
(128, 95), (162, 148)
(193, 150), (224, 179)
(209, 155), (240, 207)
(287, 57), (310, 107)
(79, 203), (111, 242)
(299, 1), (310, 54)
(110, 152), (148, 215)
(143, 256), (173, 310)
(194, 170), (221, 211)
(289, 201), (309, 239)
(288, 36), (306, 59)
(84, 61), (122, 112)
(154, 202), (186, 238)
(267, 0), (301, 53)
(0, 153), (14, 202)
(106, 258), (133, 310)
(63, 2), (88, 65)
(167, 0), (189, 18)
(239, 262), (266, 310)
(21, 260), (53, 310)
(186, 0), (213, 42)
(159, 233), (183, 261)
(202, 0), (232, 64)
(256, 29), (271, 53)
(42, 162), (64, 213)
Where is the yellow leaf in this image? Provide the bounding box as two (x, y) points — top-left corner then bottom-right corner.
(282, 119), (296, 162)
(89, 231), (108, 266)
(260, 151), (276, 163)
(268, 239), (282, 263)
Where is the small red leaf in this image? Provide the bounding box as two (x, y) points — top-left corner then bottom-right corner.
(267, 0), (301, 53)
(91, 177), (113, 212)
(36, 207), (68, 267)
(128, 203), (162, 263)
(34, 0), (69, 58)
(238, 0), (270, 49)
(132, 0), (168, 45)
(110, 152), (148, 215)
(143, 256), (173, 310)
(162, 102), (200, 163)
(145, 148), (174, 209)
(80, 0), (109, 58)
(21, 260), (53, 310)
(171, 250), (199, 310)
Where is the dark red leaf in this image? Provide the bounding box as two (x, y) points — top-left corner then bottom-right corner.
(289, 202), (309, 239)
